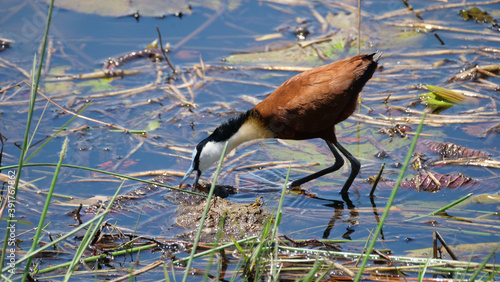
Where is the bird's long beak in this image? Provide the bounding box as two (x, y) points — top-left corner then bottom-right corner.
(179, 165), (194, 187)
(179, 165), (201, 191)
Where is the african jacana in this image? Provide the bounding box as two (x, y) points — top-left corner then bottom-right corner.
(180, 52), (381, 194)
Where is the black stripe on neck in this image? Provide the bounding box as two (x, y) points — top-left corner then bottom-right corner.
(205, 110), (257, 143)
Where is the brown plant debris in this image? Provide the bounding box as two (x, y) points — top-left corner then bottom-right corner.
(449, 64), (500, 81)
(401, 172), (474, 192)
(176, 196), (269, 242)
(424, 141), (490, 159)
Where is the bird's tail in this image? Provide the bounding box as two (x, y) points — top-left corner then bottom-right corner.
(373, 51), (383, 63)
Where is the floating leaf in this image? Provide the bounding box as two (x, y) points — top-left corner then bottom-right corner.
(460, 7), (497, 24)
(470, 194), (500, 204)
(144, 120), (160, 132)
(424, 141), (490, 159)
(44, 0), (241, 17)
(401, 172), (474, 192)
(226, 11), (423, 64)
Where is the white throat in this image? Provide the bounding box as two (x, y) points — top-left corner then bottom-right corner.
(198, 119), (273, 172)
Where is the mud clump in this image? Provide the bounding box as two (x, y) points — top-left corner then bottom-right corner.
(175, 196), (269, 242)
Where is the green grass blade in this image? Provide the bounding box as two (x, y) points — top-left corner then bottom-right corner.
(0, 163), (206, 197)
(271, 166), (290, 240)
(0, 55), (37, 273)
(0, 0), (54, 274)
(202, 212), (226, 282)
(354, 113), (427, 281)
(469, 242), (499, 281)
(405, 193), (473, 222)
(417, 253), (432, 281)
(24, 102), (92, 163)
(182, 141), (229, 281)
(2, 212), (107, 274)
(22, 137), (69, 280)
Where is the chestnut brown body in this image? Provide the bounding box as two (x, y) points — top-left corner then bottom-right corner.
(180, 53), (380, 194)
(254, 54), (378, 143)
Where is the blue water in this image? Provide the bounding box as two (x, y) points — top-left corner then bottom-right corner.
(1, 0), (499, 280)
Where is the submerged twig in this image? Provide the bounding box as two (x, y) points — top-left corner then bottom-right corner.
(156, 26), (176, 73)
(434, 230), (459, 260)
(0, 56), (31, 78)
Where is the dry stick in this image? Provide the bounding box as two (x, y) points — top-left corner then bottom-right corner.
(387, 22), (498, 36)
(43, 37), (54, 75)
(366, 136), (398, 161)
(388, 106), (500, 119)
(0, 82), (79, 106)
(45, 69), (142, 81)
(111, 139), (144, 171)
(450, 64), (500, 81)
(310, 8), (328, 33)
(203, 76), (277, 88)
(434, 230), (459, 260)
(181, 73), (195, 102)
(222, 150), (259, 171)
(297, 32), (336, 48)
(125, 170), (187, 178)
(430, 158), (500, 169)
(387, 49), (497, 59)
(357, 0), (361, 56)
(35, 89), (129, 131)
(162, 84), (194, 107)
(432, 231), (438, 259)
(118, 83), (157, 99)
(326, 1), (370, 15)
(110, 260), (164, 282)
(0, 82), (29, 104)
(375, 0), (500, 20)
(0, 57), (31, 78)
(369, 163), (385, 198)
(155, 26), (176, 73)
(188, 63), (313, 73)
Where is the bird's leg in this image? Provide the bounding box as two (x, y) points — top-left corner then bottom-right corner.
(289, 140), (344, 188)
(334, 142), (360, 194)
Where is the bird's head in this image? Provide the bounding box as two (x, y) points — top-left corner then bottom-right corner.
(179, 110), (268, 190)
(179, 137), (227, 189)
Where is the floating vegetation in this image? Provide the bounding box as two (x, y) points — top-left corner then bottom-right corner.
(419, 85), (478, 113)
(0, 37), (14, 52)
(459, 7), (499, 30)
(103, 39), (166, 69)
(425, 141), (490, 159)
(176, 196), (269, 242)
(401, 172), (474, 192)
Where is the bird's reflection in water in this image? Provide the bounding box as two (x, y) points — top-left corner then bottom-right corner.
(208, 170), (364, 240)
(302, 190), (359, 239)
